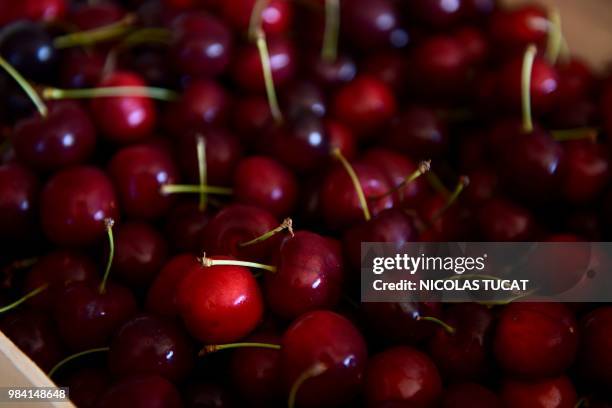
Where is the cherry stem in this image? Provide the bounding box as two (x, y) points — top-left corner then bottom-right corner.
(573, 397), (588, 408)
(521, 44), (537, 134)
(372, 160), (431, 200)
(98, 218), (115, 295)
(199, 254), (277, 273)
(48, 347), (109, 378)
(248, 0), (268, 41)
(545, 8), (562, 64)
(53, 14), (136, 49)
(199, 342), (281, 356)
(103, 28), (172, 74)
(288, 362), (328, 408)
(239, 218), (294, 247)
(552, 127), (598, 142)
(417, 316), (456, 335)
(2, 257), (38, 274)
(196, 136), (208, 211)
(321, 0), (340, 62)
(431, 176), (469, 222)
(41, 86), (179, 102)
(254, 29), (283, 124)
(0, 284), (48, 314)
(160, 184), (233, 195)
(0, 56), (48, 117)
(331, 147), (371, 221)
(425, 171), (451, 199)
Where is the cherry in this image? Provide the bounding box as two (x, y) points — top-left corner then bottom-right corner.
(108, 143), (179, 220)
(427, 303), (494, 381)
(95, 375), (182, 408)
(0, 72), (36, 124)
(176, 256), (263, 343)
(341, 0), (409, 50)
(555, 58), (596, 104)
(494, 302), (578, 378)
(164, 201), (212, 253)
(365, 346), (442, 408)
(387, 106), (449, 158)
(460, 0), (496, 22)
(361, 52), (409, 93)
(488, 5), (549, 57)
(60, 49), (104, 89)
(219, 0), (293, 36)
(477, 197), (536, 241)
(326, 119), (356, 160)
(183, 381), (238, 408)
(40, 166), (119, 247)
(265, 231), (343, 319)
(0, 163), (38, 241)
(146, 254), (199, 318)
(234, 156), (297, 217)
(0, 21), (57, 81)
(281, 80), (327, 119)
(69, 2), (126, 30)
(0, 309), (64, 372)
(22, 0), (66, 22)
(232, 96), (273, 146)
(310, 53), (356, 88)
(62, 367), (110, 408)
(501, 376), (577, 408)
(455, 26), (489, 65)
(419, 186), (473, 241)
(559, 140), (610, 204)
(24, 250), (98, 308)
(113, 222), (168, 287)
(333, 75), (396, 138)
(407, 0), (463, 29)
(463, 167), (498, 205)
(578, 307), (612, 389)
(281, 310), (367, 408)
(13, 101), (96, 172)
(90, 71), (157, 144)
(109, 314), (194, 382)
(441, 382), (502, 408)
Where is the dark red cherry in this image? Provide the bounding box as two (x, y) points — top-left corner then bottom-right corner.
(556, 58), (596, 104)
(234, 156), (297, 217)
(265, 231), (343, 319)
(341, 0), (409, 50)
(108, 143), (179, 219)
(232, 96), (272, 146)
(23, 0), (67, 22)
(310, 53), (356, 88)
(176, 257), (263, 343)
(0, 21), (57, 81)
(494, 302), (578, 378)
(69, 2), (125, 30)
(455, 26), (489, 65)
(281, 310), (367, 408)
(489, 5), (548, 56)
(549, 98), (598, 129)
(441, 383), (502, 408)
(501, 376), (577, 408)
(464, 167), (498, 205)
(40, 166), (119, 247)
(0, 309), (64, 371)
(578, 307), (612, 389)
(333, 75), (397, 138)
(560, 141), (610, 204)
(428, 303), (494, 381)
(281, 80), (326, 119)
(202, 204), (279, 262)
(113, 222), (168, 287)
(24, 250), (98, 308)
(219, 0), (293, 36)
(90, 71), (156, 144)
(327, 119), (357, 160)
(361, 52), (409, 93)
(54, 281), (137, 351)
(460, 0), (496, 21)
(62, 367), (110, 408)
(407, 0), (463, 28)
(164, 202), (212, 253)
(109, 314), (194, 382)
(13, 101), (96, 172)
(95, 375), (182, 408)
(0, 163), (38, 240)
(231, 37), (296, 92)
(146, 254), (199, 318)
(365, 346), (442, 408)
(387, 106), (449, 158)
(184, 381), (238, 408)
(419, 193), (472, 241)
(60, 49), (104, 89)
(477, 197), (536, 241)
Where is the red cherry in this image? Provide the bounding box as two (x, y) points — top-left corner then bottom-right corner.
(460, 0), (496, 21)
(163, 202), (212, 253)
(407, 0), (463, 28)
(419, 193), (472, 241)
(13, 101), (96, 172)
(60, 49), (104, 89)
(281, 310), (367, 407)
(501, 376), (577, 408)
(326, 119), (357, 160)
(90, 71), (156, 144)
(555, 58), (596, 104)
(441, 382), (502, 408)
(578, 307), (612, 389)
(477, 197), (536, 241)
(365, 346), (442, 408)
(387, 106), (449, 158)
(341, 0), (408, 50)
(146, 254), (199, 318)
(232, 96), (273, 146)
(23, 0), (66, 22)
(464, 167), (498, 205)
(0, 163), (38, 240)
(108, 143), (179, 220)
(310, 53), (356, 88)
(69, 2), (125, 30)
(219, 0), (293, 36)
(361, 52), (409, 93)
(560, 141), (610, 204)
(176, 257), (263, 343)
(96, 375), (182, 408)
(455, 26), (489, 65)
(281, 80), (327, 119)
(62, 367), (110, 408)
(494, 302), (578, 378)
(40, 166), (119, 247)
(489, 5), (549, 56)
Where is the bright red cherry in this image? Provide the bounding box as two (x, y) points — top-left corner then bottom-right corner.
(560, 141), (610, 204)
(477, 197), (536, 241)
(387, 106), (449, 158)
(501, 376), (577, 408)
(0, 163), (38, 241)
(146, 254), (199, 318)
(40, 166), (119, 247)
(219, 0), (293, 36)
(96, 375), (182, 408)
(281, 310), (367, 408)
(578, 307), (612, 390)
(441, 382), (502, 408)
(365, 346), (442, 408)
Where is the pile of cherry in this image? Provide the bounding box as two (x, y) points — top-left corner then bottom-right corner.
(0, 0), (612, 407)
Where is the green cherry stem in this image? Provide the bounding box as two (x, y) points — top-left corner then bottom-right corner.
(551, 127), (598, 142)
(199, 254), (277, 273)
(160, 184), (233, 195)
(53, 14), (136, 49)
(545, 8), (562, 64)
(417, 316), (456, 335)
(248, 0), (269, 42)
(431, 175), (469, 222)
(521, 44), (538, 134)
(321, 0), (340, 62)
(199, 342), (281, 356)
(98, 218), (115, 295)
(239, 218), (294, 248)
(331, 147), (371, 221)
(0, 284), (49, 314)
(371, 160), (431, 200)
(288, 363), (328, 408)
(425, 171), (451, 199)
(254, 29), (283, 124)
(48, 347), (110, 378)
(41, 86), (179, 102)
(196, 136), (208, 211)
(0, 56), (48, 117)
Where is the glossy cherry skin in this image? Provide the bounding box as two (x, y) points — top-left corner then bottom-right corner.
(320, 162), (394, 230)
(0, 163), (38, 240)
(362, 302), (442, 345)
(13, 101), (96, 172)
(95, 375), (182, 408)
(219, 0), (292, 36)
(40, 166), (119, 247)
(108, 144), (179, 219)
(281, 310), (367, 408)
(494, 302), (578, 379)
(24, 250), (98, 308)
(176, 258), (263, 343)
(428, 303), (494, 381)
(0, 21), (57, 81)
(477, 198), (536, 241)
(0, 309), (64, 372)
(233, 156), (297, 217)
(54, 281), (137, 351)
(341, 0), (409, 50)
(60, 49), (104, 89)
(109, 314), (194, 382)
(387, 106), (449, 158)
(90, 71), (156, 144)
(333, 75), (397, 138)
(489, 5), (548, 56)
(441, 383), (502, 408)
(560, 141), (610, 204)
(62, 367), (110, 408)
(113, 222), (168, 287)
(578, 307), (612, 389)
(146, 254), (199, 318)
(265, 232), (343, 319)
(327, 119), (357, 160)
(365, 346), (442, 408)
(164, 202), (212, 253)
(501, 376), (577, 408)
(407, 0), (463, 28)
